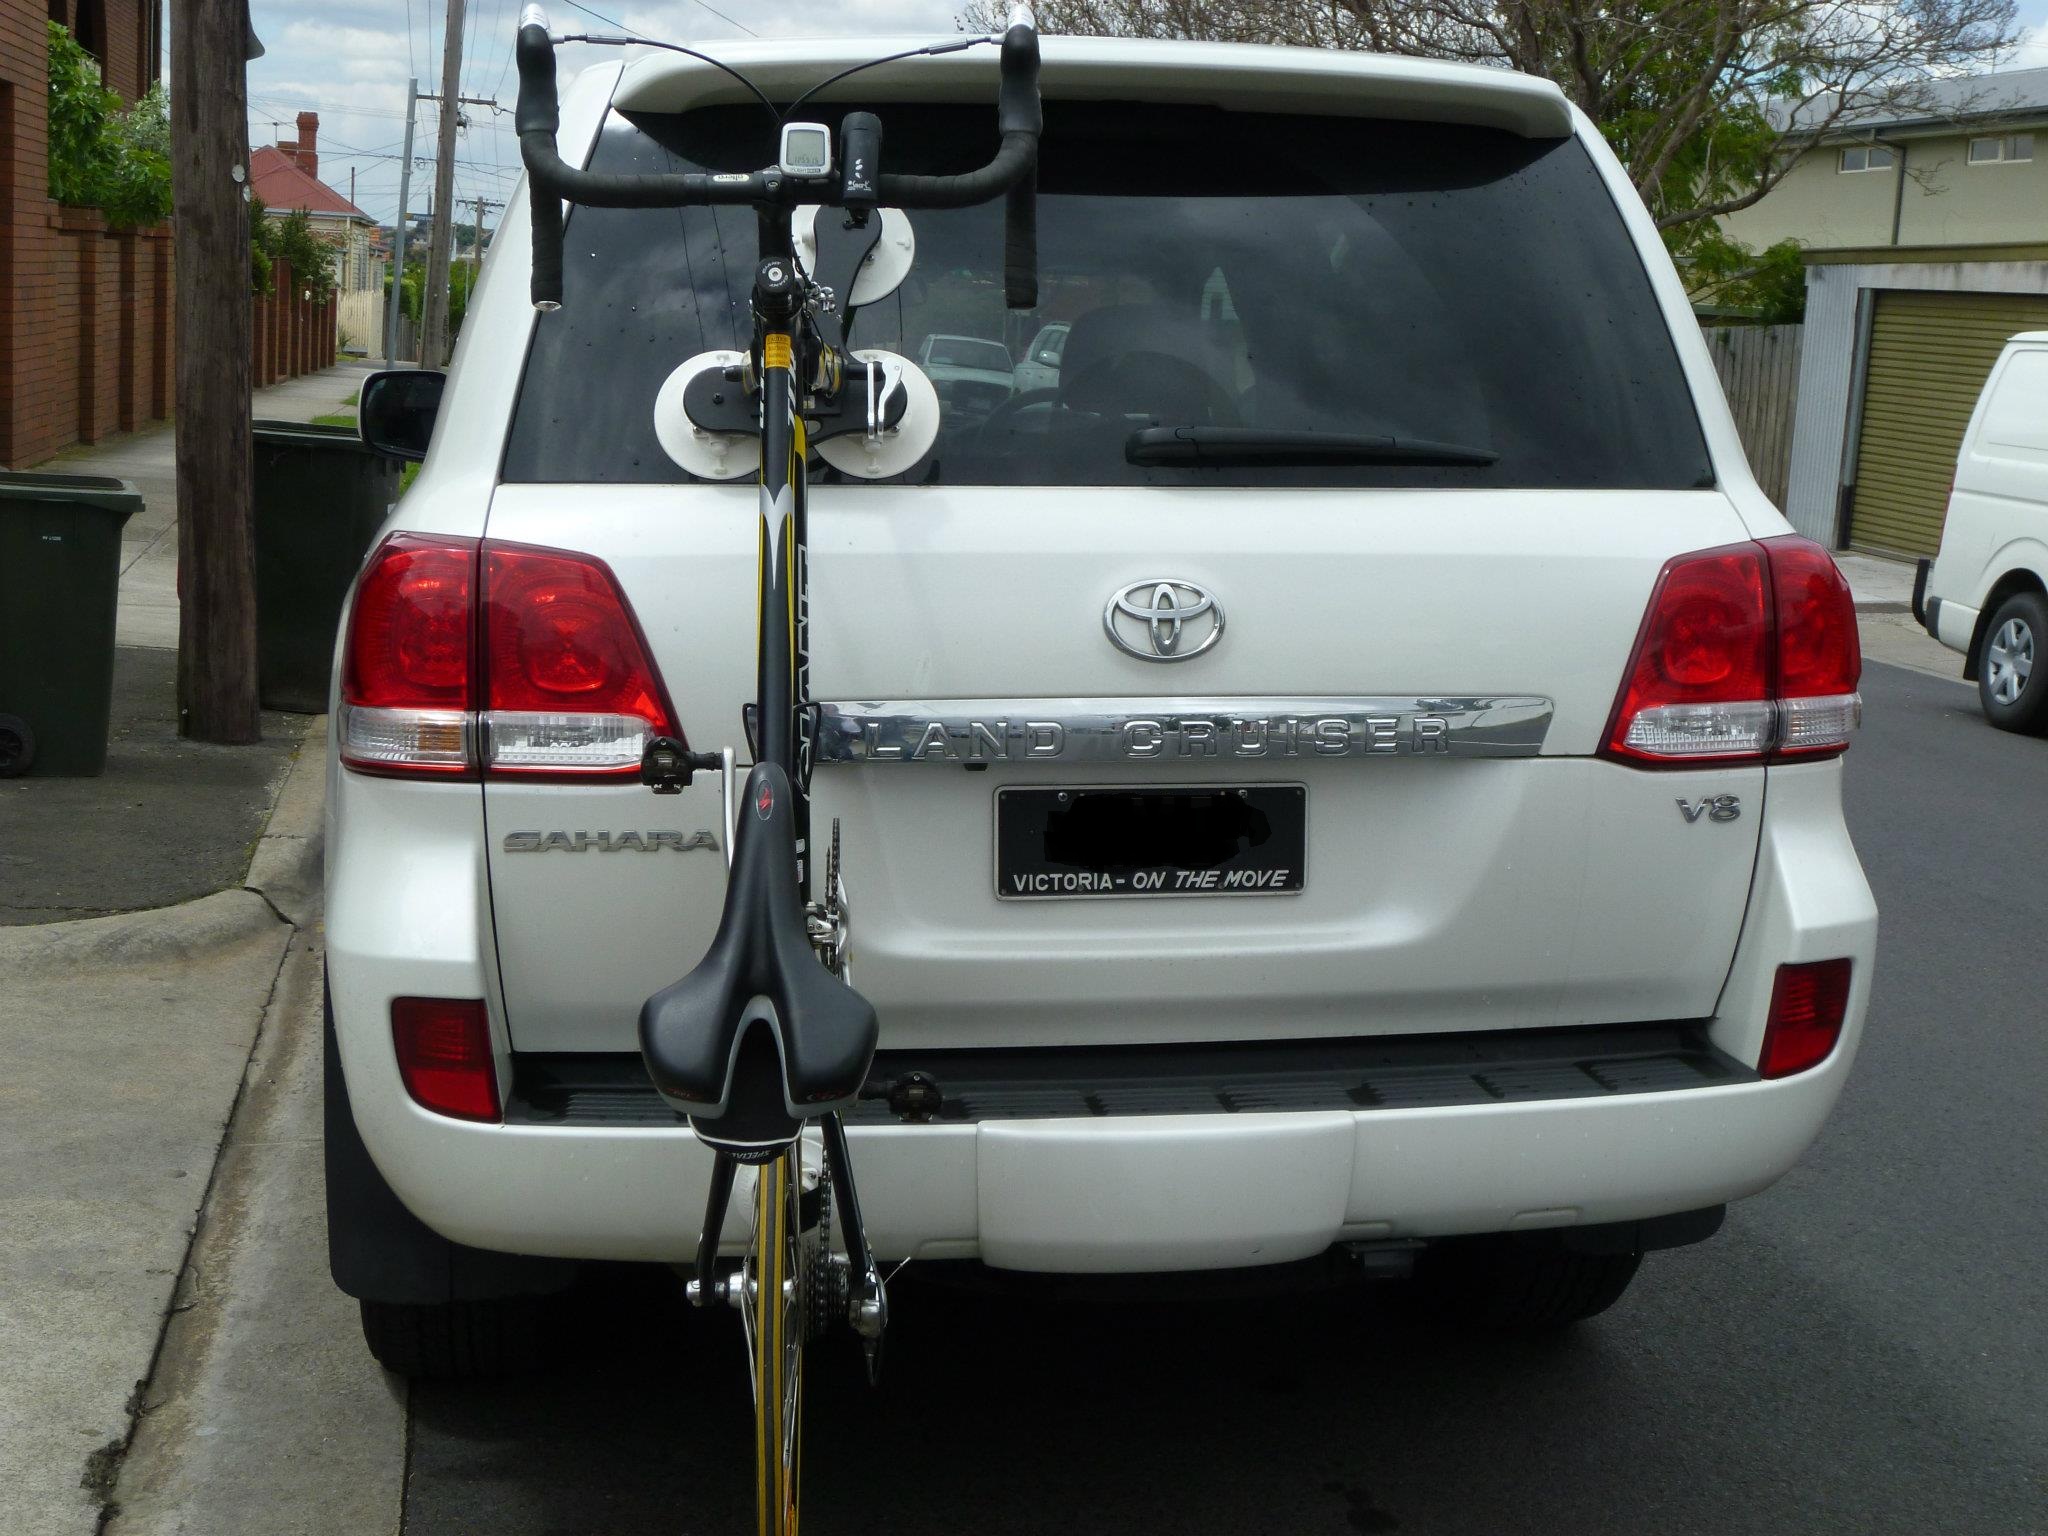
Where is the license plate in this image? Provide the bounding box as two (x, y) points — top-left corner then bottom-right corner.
(994, 785), (1306, 900)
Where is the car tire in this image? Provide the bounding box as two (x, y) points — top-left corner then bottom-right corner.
(1976, 590), (2048, 734)
(358, 1295), (550, 1381)
(1413, 1238), (1642, 1332)
(0, 713), (33, 777)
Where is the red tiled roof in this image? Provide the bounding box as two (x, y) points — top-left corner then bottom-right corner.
(249, 146), (369, 221)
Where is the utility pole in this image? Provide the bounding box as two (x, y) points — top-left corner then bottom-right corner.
(419, 0), (466, 367)
(171, 0), (262, 744)
(385, 77), (418, 365)
(470, 194), (502, 266)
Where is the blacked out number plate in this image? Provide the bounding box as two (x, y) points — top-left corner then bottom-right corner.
(995, 785), (1306, 900)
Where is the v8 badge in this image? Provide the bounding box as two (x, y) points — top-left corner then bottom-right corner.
(1677, 794), (1741, 824)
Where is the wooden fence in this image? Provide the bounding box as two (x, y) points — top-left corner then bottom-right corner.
(1701, 323), (1802, 509)
(336, 288), (384, 358)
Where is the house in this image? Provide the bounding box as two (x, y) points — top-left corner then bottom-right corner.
(2, 0), (171, 466)
(1725, 70), (2048, 557)
(251, 113), (381, 293)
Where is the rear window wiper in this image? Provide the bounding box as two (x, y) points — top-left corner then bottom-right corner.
(1126, 426), (1499, 468)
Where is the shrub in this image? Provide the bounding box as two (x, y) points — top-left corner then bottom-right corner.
(46, 23), (171, 228)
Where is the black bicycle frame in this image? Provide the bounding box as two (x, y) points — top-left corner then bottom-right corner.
(750, 231), (813, 854)
(512, 7), (1041, 1333)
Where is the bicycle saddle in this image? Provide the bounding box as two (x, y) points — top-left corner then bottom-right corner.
(639, 762), (878, 1161)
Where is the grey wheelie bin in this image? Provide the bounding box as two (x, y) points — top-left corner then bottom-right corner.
(0, 472), (142, 777)
(252, 419), (402, 713)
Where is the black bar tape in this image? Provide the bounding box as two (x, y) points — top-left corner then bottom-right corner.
(514, 23), (558, 135)
(515, 24), (564, 308)
(1003, 168), (1037, 309)
(997, 22), (1042, 139)
(874, 131), (1034, 209)
(526, 152), (564, 309)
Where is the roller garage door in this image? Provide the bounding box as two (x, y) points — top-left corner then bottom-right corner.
(1848, 290), (2048, 557)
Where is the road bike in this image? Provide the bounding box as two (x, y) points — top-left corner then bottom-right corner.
(515, 8), (1042, 1530)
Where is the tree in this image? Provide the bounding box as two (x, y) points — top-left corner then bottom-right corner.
(976, 0), (2019, 247)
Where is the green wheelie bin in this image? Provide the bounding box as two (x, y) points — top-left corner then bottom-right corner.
(252, 420), (402, 713)
(0, 472), (142, 777)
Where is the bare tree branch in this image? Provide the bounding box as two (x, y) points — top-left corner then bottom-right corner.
(974, 0), (2021, 247)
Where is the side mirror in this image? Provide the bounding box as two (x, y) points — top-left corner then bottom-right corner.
(358, 369), (446, 462)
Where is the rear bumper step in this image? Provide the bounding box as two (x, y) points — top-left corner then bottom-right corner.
(506, 1023), (1751, 1128)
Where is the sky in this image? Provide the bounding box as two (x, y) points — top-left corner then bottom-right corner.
(244, 0), (2048, 230)
(244, 0), (965, 228)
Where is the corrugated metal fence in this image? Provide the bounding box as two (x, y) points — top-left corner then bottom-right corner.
(1701, 323), (1802, 509)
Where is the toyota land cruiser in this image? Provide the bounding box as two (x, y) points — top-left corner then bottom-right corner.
(324, 35), (1876, 1377)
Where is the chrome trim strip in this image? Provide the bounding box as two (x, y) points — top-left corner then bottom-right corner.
(813, 696), (1553, 765)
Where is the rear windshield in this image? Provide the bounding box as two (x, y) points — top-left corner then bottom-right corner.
(504, 101), (1711, 489)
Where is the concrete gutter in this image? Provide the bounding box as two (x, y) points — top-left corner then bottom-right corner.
(0, 723), (330, 1535)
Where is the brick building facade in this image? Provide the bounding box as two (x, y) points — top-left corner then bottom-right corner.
(1, 0), (171, 467)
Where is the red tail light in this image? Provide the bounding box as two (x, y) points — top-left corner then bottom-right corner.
(482, 543), (679, 775)
(1604, 535), (1861, 765)
(1758, 959), (1853, 1079)
(340, 534), (679, 778)
(1763, 536), (1862, 757)
(391, 997), (500, 1121)
(340, 533), (477, 774)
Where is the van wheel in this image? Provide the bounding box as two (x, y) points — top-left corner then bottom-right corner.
(358, 1295), (550, 1380)
(1413, 1238), (1642, 1332)
(1977, 591), (2048, 734)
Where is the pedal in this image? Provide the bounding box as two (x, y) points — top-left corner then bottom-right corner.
(639, 736), (722, 794)
(685, 1272), (749, 1310)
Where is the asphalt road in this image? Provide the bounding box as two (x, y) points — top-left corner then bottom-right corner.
(402, 660), (2047, 1536)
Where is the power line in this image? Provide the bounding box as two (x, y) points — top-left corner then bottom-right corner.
(557, 0), (758, 41)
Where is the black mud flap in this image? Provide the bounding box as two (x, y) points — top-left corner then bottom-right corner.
(324, 976), (577, 1305)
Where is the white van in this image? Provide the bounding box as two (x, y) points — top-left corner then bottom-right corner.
(1918, 332), (2048, 732)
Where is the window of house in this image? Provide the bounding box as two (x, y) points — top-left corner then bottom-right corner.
(1969, 134), (2035, 164)
(72, 0), (104, 60)
(1838, 145), (1897, 172)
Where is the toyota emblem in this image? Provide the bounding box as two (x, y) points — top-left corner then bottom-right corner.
(1103, 580), (1224, 662)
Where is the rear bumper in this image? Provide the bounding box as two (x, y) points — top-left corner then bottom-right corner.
(326, 760), (1875, 1273)
(1933, 596), (1978, 658)
(1913, 557), (1936, 633)
(327, 1031), (1856, 1270)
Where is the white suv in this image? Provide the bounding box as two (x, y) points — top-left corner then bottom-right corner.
(325, 37), (1876, 1378)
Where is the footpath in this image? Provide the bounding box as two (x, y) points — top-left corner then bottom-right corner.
(0, 363), (401, 1535)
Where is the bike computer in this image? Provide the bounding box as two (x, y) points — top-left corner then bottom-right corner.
(779, 122), (833, 178)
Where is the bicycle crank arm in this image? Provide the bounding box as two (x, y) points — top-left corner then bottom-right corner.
(687, 1152), (737, 1308)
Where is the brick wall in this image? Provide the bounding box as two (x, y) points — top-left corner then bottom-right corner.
(0, 0), (186, 468)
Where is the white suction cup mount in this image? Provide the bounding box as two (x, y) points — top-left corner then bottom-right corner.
(815, 350), (939, 481)
(653, 351), (753, 481)
(793, 206), (916, 309)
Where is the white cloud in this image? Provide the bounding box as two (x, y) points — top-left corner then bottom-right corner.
(1997, 23), (2048, 70)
